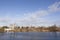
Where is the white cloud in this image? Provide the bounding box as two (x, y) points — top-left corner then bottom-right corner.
(0, 1), (60, 26)
(48, 2), (60, 12)
(17, 1), (60, 26)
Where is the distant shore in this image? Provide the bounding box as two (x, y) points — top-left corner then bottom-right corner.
(0, 25), (60, 32)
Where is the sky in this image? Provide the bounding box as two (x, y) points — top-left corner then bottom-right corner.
(0, 0), (60, 27)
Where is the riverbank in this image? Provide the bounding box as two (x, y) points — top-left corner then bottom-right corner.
(0, 25), (60, 32)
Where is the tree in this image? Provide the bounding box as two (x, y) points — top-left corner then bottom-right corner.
(0, 28), (5, 33)
(2, 26), (9, 29)
(48, 24), (57, 32)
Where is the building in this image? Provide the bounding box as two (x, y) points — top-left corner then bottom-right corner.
(5, 24), (16, 32)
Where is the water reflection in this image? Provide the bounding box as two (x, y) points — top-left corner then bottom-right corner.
(52, 32), (57, 40)
(0, 32), (60, 40)
(0, 32), (5, 37)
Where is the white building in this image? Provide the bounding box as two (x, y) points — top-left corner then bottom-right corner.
(5, 24), (16, 32)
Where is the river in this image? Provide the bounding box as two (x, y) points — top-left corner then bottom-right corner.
(0, 32), (60, 40)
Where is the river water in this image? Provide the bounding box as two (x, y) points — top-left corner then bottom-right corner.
(0, 32), (60, 40)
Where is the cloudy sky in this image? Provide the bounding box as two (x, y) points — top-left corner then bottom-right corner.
(0, 0), (60, 26)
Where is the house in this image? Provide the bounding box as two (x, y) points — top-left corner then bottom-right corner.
(4, 24), (16, 32)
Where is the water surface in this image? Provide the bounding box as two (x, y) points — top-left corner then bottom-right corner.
(0, 32), (60, 40)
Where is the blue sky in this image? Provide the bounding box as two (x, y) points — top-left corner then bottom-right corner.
(0, 0), (60, 26)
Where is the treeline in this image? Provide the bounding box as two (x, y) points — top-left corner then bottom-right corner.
(14, 25), (60, 32)
(0, 25), (60, 32)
